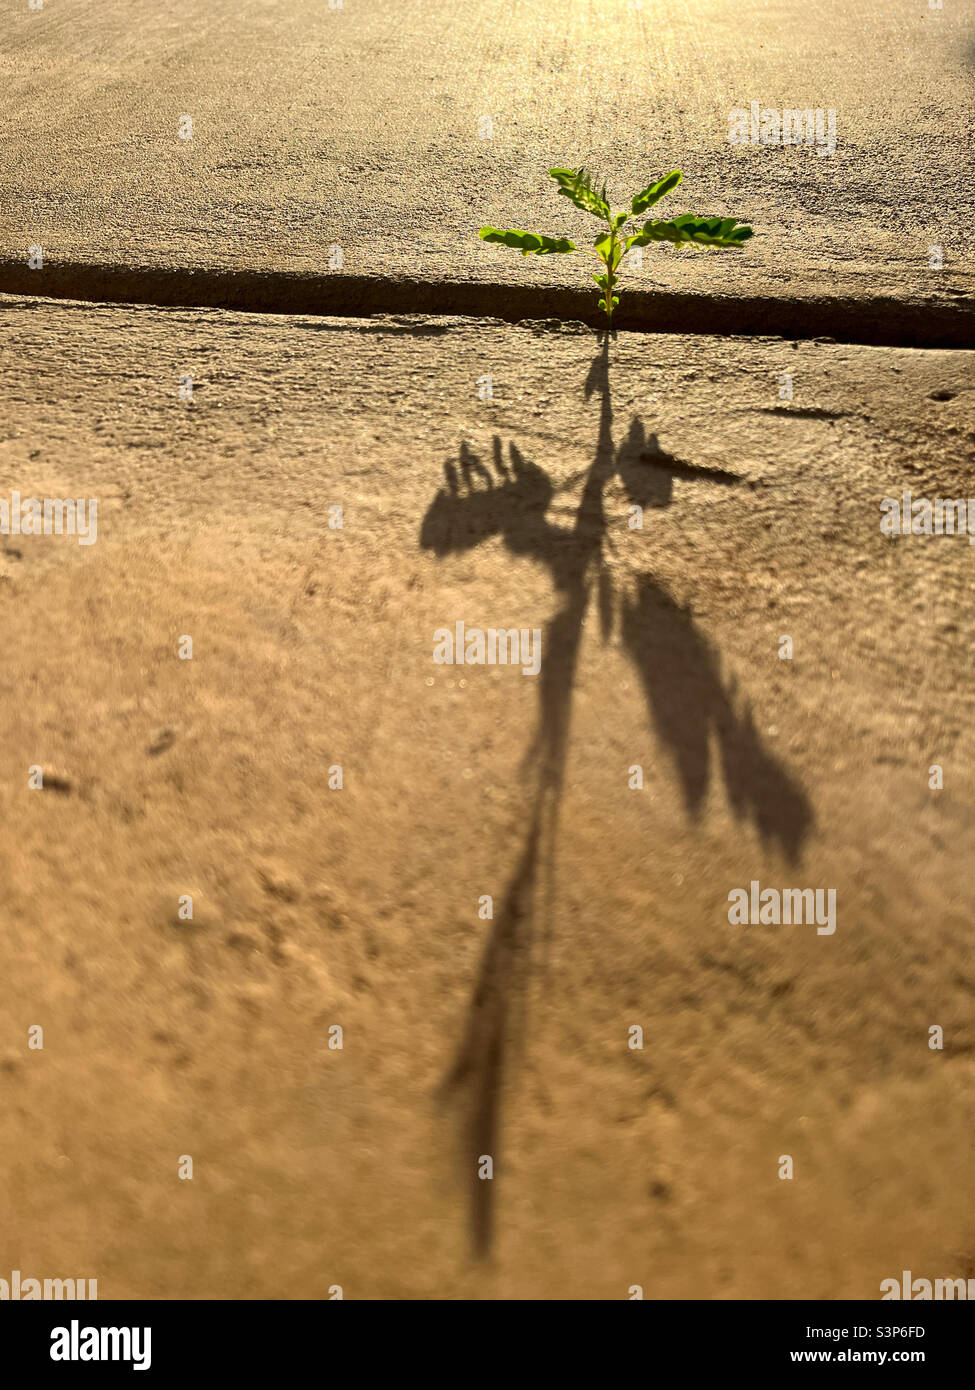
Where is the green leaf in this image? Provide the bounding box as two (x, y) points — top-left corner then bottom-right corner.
(594, 230), (624, 265)
(593, 272), (609, 289)
(630, 169), (682, 216)
(628, 215), (754, 248)
(612, 211), (630, 231)
(479, 226), (576, 255)
(548, 167), (611, 220)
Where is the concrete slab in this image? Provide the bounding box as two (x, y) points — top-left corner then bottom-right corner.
(3, 0), (974, 312)
(0, 298), (972, 1297)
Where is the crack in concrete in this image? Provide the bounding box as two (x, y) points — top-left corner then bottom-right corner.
(1, 261), (973, 348)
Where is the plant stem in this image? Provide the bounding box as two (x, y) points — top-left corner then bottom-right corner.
(604, 221), (616, 324)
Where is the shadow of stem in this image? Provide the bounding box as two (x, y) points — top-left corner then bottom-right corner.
(422, 333), (812, 1256)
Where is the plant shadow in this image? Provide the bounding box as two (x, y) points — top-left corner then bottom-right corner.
(419, 334), (813, 1257)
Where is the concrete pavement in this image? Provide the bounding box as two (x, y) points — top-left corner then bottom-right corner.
(0, 297), (972, 1296)
(3, 0), (974, 312)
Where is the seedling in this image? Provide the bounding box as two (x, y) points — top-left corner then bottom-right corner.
(479, 167), (754, 324)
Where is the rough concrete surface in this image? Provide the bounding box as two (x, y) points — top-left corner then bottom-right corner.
(3, 0), (974, 311)
(1, 298), (972, 1298)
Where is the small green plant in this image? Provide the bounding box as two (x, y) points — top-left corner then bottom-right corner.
(479, 167), (754, 325)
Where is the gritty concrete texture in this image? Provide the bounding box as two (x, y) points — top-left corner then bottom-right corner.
(3, 0), (974, 311)
(1, 297), (972, 1298)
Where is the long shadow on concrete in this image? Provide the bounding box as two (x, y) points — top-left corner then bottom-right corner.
(419, 335), (813, 1256)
